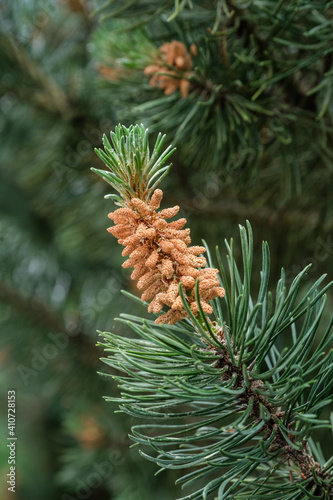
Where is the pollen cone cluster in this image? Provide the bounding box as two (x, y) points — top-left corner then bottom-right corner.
(107, 188), (225, 325)
(144, 40), (197, 98)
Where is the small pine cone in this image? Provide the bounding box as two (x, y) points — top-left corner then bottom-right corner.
(190, 43), (197, 56)
(190, 256), (207, 267)
(147, 299), (156, 313)
(122, 244), (137, 257)
(156, 292), (169, 305)
(191, 301), (213, 314)
(122, 234), (141, 246)
(188, 246), (206, 256)
(118, 237), (131, 245)
(148, 297), (164, 313)
(166, 281), (179, 303)
(131, 198), (151, 216)
(204, 286), (225, 300)
(144, 64), (160, 76)
(154, 219), (168, 230)
(107, 214), (130, 224)
(145, 250), (160, 267)
(179, 79), (191, 99)
(171, 295), (184, 310)
(199, 278), (219, 291)
(108, 207), (139, 221)
(201, 302), (213, 314)
(155, 309), (185, 325)
(161, 259), (174, 277)
(180, 275), (195, 289)
(107, 224), (132, 239)
(169, 312), (186, 325)
(134, 223), (148, 237)
(143, 227), (157, 239)
(149, 189), (163, 210)
(141, 281), (163, 302)
(137, 270), (158, 290)
(172, 250), (192, 266)
(164, 228), (191, 241)
(178, 228), (191, 239)
(162, 227), (178, 238)
(154, 312), (169, 324)
(200, 268), (219, 278)
(130, 263), (147, 280)
(159, 240), (174, 253)
(178, 265), (200, 278)
(216, 287), (225, 297)
(136, 223), (156, 239)
(159, 206), (180, 219)
(162, 77), (179, 96)
(122, 257), (139, 269)
(171, 249), (198, 266)
(170, 239), (188, 252)
(190, 302), (199, 313)
(168, 218), (187, 230)
(130, 244), (149, 260)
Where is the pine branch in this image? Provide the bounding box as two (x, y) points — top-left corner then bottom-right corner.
(212, 343), (329, 485)
(92, 124), (176, 206)
(93, 124), (333, 499)
(91, 2), (333, 192)
(98, 225), (333, 498)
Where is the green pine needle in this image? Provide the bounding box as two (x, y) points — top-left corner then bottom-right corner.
(99, 222), (333, 499)
(92, 124), (176, 206)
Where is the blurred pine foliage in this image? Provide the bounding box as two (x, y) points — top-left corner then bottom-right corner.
(0, 1), (332, 499)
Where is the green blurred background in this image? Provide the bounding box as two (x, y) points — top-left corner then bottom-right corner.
(0, 1), (332, 499)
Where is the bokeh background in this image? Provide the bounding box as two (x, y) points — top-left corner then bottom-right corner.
(0, 1), (332, 499)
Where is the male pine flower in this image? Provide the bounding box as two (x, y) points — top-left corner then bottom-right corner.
(144, 40), (197, 98)
(107, 188), (225, 324)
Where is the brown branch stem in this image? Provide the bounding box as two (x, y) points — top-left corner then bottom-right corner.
(212, 344), (332, 494)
